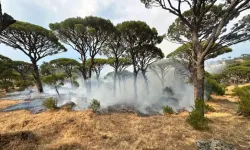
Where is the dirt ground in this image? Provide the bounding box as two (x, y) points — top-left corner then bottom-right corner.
(0, 85), (250, 150)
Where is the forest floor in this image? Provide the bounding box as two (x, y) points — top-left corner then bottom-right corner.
(0, 85), (250, 150)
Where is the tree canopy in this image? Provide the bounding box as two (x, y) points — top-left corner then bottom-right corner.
(50, 58), (79, 85)
(0, 21), (67, 93)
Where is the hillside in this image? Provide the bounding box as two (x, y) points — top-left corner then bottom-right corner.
(0, 85), (250, 150)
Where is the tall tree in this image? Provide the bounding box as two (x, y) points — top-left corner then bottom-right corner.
(50, 58), (79, 86)
(75, 16), (114, 92)
(0, 2), (16, 33)
(141, 0), (250, 117)
(0, 21), (66, 93)
(50, 17), (89, 82)
(167, 42), (232, 83)
(102, 27), (126, 96)
(117, 21), (163, 100)
(50, 16), (114, 93)
(138, 44), (164, 93)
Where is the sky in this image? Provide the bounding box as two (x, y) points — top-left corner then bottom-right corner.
(0, 0), (250, 69)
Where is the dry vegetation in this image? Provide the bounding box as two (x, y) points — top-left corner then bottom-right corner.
(0, 85), (250, 150)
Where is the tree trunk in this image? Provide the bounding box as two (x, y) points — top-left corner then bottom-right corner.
(194, 58), (205, 117)
(118, 75), (121, 94)
(133, 72), (138, 101)
(81, 55), (88, 94)
(55, 86), (60, 96)
(113, 69), (117, 97)
(69, 77), (73, 88)
(142, 71), (149, 94)
(32, 60), (43, 93)
(87, 57), (95, 94)
(192, 29), (205, 116)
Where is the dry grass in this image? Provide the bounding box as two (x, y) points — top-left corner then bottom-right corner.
(0, 100), (22, 109)
(0, 86), (250, 150)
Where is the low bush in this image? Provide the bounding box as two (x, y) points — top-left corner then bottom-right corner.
(43, 97), (58, 110)
(162, 106), (175, 114)
(233, 86), (250, 116)
(89, 99), (100, 113)
(204, 104), (215, 113)
(187, 100), (209, 130)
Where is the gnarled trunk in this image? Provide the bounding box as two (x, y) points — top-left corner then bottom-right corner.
(133, 72), (138, 101)
(32, 60), (43, 93)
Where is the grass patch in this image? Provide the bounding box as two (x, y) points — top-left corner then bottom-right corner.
(43, 97), (59, 111)
(88, 99), (100, 113)
(162, 106), (175, 114)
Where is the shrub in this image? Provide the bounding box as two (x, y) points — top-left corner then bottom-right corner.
(162, 106), (175, 114)
(187, 100), (209, 130)
(89, 99), (100, 113)
(43, 97), (58, 110)
(233, 86), (250, 116)
(204, 104), (215, 113)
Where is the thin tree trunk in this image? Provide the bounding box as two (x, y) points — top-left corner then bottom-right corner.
(133, 72), (138, 101)
(88, 57), (95, 94)
(55, 86), (60, 96)
(32, 60), (43, 93)
(118, 75), (121, 94)
(113, 69), (117, 97)
(142, 71), (149, 94)
(81, 55), (88, 94)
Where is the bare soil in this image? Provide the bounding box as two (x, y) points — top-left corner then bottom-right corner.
(0, 85), (249, 150)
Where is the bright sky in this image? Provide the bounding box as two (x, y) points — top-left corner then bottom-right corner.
(0, 0), (250, 69)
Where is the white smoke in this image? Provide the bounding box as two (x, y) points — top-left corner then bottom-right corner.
(52, 58), (195, 114)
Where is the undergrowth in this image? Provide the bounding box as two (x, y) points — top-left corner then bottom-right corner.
(43, 97), (58, 110)
(233, 86), (250, 116)
(89, 99), (100, 113)
(187, 99), (209, 131)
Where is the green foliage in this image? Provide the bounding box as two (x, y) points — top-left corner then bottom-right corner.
(167, 42), (232, 61)
(0, 55), (17, 91)
(187, 100), (209, 130)
(42, 74), (65, 86)
(205, 72), (226, 97)
(50, 58), (79, 79)
(40, 62), (56, 76)
(233, 86), (250, 117)
(162, 106), (175, 114)
(204, 104), (215, 113)
(107, 58), (131, 72)
(223, 66), (250, 84)
(43, 97), (58, 110)
(15, 80), (33, 91)
(117, 20), (164, 74)
(89, 99), (101, 113)
(0, 21), (67, 61)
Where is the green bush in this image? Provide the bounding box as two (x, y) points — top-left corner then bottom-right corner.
(187, 100), (209, 130)
(43, 97), (58, 110)
(88, 99), (100, 113)
(162, 106), (175, 114)
(204, 104), (215, 113)
(233, 86), (250, 116)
